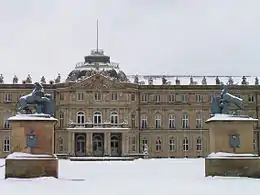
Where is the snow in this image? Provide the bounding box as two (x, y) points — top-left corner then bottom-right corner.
(0, 158), (260, 195)
(6, 152), (53, 159)
(206, 114), (258, 123)
(8, 114), (57, 121)
(207, 152), (258, 159)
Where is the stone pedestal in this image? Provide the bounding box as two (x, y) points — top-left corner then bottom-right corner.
(204, 114), (260, 178)
(5, 114), (58, 179)
(8, 114), (57, 154)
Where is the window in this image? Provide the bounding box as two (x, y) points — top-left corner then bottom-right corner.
(141, 94), (148, 102)
(195, 94), (201, 103)
(3, 112), (11, 129)
(182, 113), (189, 129)
(168, 137), (175, 151)
(248, 94), (254, 102)
(209, 94), (215, 103)
(183, 137), (189, 151)
(94, 92), (102, 101)
(77, 92), (84, 101)
(153, 95), (160, 103)
(142, 138), (148, 151)
(3, 137), (10, 152)
(77, 111), (85, 125)
(112, 92), (118, 101)
(169, 115), (175, 129)
(141, 115), (148, 129)
(4, 93), (12, 102)
(93, 111), (102, 125)
(110, 111), (118, 125)
(155, 114), (161, 129)
(196, 137), (202, 151)
(59, 92), (64, 101)
(168, 94), (176, 102)
(129, 136), (136, 153)
(253, 138), (257, 152)
(155, 139), (162, 152)
(58, 137), (64, 152)
(182, 94), (189, 103)
(131, 94), (135, 101)
(196, 113), (202, 128)
(59, 111), (64, 128)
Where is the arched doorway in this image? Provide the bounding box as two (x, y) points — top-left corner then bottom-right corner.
(111, 134), (121, 156)
(75, 134), (86, 156)
(92, 133), (104, 156)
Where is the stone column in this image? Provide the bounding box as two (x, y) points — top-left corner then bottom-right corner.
(104, 133), (108, 156)
(107, 132), (111, 156)
(87, 132), (92, 155)
(71, 132), (75, 156)
(121, 133), (126, 156)
(68, 131), (72, 155)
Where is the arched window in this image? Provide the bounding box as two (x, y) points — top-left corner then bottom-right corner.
(168, 137), (175, 151)
(110, 111), (118, 125)
(93, 111), (102, 125)
(182, 113), (189, 129)
(196, 113), (202, 128)
(168, 114), (175, 129)
(77, 111), (85, 125)
(155, 114), (161, 129)
(183, 137), (189, 151)
(156, 139), (162, 152)
(196, 137), (202, 151)
(59, 111), (64, 128)
(3, 112), (11, 129)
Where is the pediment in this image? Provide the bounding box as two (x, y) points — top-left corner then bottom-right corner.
(67, 74), (137, 90)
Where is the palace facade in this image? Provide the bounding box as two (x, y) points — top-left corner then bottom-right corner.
(0, 49), (259, 158)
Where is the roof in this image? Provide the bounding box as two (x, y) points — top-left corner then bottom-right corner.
(205, 114), (258, 123)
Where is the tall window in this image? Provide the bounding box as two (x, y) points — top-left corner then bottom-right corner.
(155, 114), (161, 129)
(59, 111), (64, 128)
(3, 112), (11, 129)
(141, 94), (148, 102)
(182, 113), (189, 129)
(168, 137), (175, 151)
(58, 137), (64, 152)
(3, 137), (10, 152)
(182, 94), (189, 103)
(110, 111), (118, 125)
(153, 95), (161, 103)
(169, 114), (175, 129)
(77, 92), (84, 101)
(142, 138), (148, 151)
(196, 137), (202, 151)
(183, 137), (189, 151)
(248, 94), (254, 102)
(195, 94), (201, 103)
(141, 115), (148, 129)
(196, 113), (202, 128)
(155, 139), (162, 152)
(253, 138), (257, 152)
(112, 92), (118, 101)
(77, 111), (85, 125)
(93, 111), (102, 125)
(168, 94), (176, 102)
(94, 91), (102, 101)
(4, 93), (12, 102)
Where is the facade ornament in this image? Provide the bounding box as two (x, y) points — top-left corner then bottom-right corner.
(134, 75), (139, 84)
(13, 75), (18, 84)
(255, 77), (259, 85)
(41, 76), (46, 84)
(162, 76), (167, 85)
(227, 76), (234, 85)
(148, 77), (153, 85)
(0, 74), (4, 84)
(215, 76), (220, 85)
(25, 74), (32, 84)
(202, 76), (207, 85)
(241, 76), (247, 85)
(175, 77), (180, 85)
(55, 73), (61, 84)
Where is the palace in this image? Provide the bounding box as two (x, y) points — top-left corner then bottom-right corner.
(0, 48), (259, 158)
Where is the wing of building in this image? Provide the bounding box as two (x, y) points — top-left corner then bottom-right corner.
(0, 48), (259, 158)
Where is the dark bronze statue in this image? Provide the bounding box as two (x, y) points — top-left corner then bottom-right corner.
(17, 82), (55, 116)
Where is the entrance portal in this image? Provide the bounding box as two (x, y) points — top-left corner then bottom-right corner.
(75, 133), (86, 156)
(110, 133), (122, 156)
(92, 133), (104, 156)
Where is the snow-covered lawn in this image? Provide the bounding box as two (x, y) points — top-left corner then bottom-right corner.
(0, 158), (259, 195)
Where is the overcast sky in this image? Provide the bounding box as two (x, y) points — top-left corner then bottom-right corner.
(0, 0), (259, 83)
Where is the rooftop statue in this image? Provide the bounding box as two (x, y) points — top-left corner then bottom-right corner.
(211, 83), (243, 115)
(17, 82), (55, 117)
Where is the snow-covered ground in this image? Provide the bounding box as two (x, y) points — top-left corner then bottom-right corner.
(0, 158), (260, 195)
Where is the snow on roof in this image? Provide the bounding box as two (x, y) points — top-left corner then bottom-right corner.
(205, 114), (258, 123)
(8, 114), (57, 121)
(207, 152), (258, 159)
(6, 152), (53, 159)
